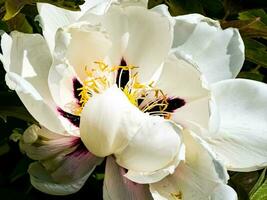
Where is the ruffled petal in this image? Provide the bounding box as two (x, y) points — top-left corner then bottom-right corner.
(20, 125), (78, 160)
(29, 162), (91, 195)
(22, 125), (102, 195)
(80, 85), (145, 157)
(156, 54), (211, 131)
(5, 72), (66, 133)
(115, 119), (182, 175)
(48, 63), (79, 113)
(123, 6), (172, 82)
(1, 32), (52, 99)
(103, 156), (153, 200)
(150, 130), (228, 200)
(79, 5), (128, 66)
(123, 144), (185, 184)
(37, 0), (112, 51)
(171, 14), (244, 84)
(54, 22), (112, 80)
(0, 32), (67, 133)
(207, 79), (267, 171)
(80, 5), (173, 82)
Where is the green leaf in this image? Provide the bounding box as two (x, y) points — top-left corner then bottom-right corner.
(250, 169), (267, 197)
(238, 9), (267, 39)
(244, 39), (267, 68)
(6, 13), (33, 33)
(250, 169), (267, 200)
(3, 0), (31, 20)
(37, 0), (85, 11)
(239, 9), (267, 25)
(148, 0), (164, 9)
(221, 9), (267, 39)
(231, 172), (260, 194)
(2, 0), (84, 21)
(0, 106), (37, 123)
(238, 72), (264, 82)
(93, 173), (105, 180)
(158, 0), (205, 16)
(148, 0), (224, 17)
(0, 20), (9, 32)
(223, 0), (267, 16)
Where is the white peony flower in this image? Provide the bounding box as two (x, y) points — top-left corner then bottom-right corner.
(1, 0), (266, 199)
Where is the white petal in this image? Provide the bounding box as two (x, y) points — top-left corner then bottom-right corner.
(115, 119), (182, 173)
(103, 156), (153, 200)
(172, 96), (211, 132)
(5, 72), (65, 133)
(211, 184), (237, 200)
(0, 33), (12, 70)
(80, 5), (173, 81)
(207, 79), (267, 171)
(150, 130), (228, 200)
(20, 125), (78, 160)
(0, 32), (66, 133)
(156, 54), (211, 131)
(123, 6), (172, 82)
(79, 5), (128, 66)
(80, 85), (145, 157)
(124, 144), (185, 184)
(156, 55), (209, 100)
(1, 32), (52, 98)
(28, 162), (91, 195)
(54, 23), (112, 80)
(172, 14), (244, 84)
(48, 63), (80, 113)
(37, 0), (112, 51)
(172, 14), (220, 47)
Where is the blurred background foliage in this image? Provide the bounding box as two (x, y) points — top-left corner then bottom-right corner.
(0, 0), (267, 199)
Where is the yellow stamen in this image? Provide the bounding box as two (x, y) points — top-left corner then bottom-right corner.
(72, 61), (170, 117)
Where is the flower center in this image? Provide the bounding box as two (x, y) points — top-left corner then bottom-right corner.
(72, 61), (184, 119)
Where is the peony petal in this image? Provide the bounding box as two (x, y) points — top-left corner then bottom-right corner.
(206, 79), (267, 171)
(48, 63), (80, 113)
(211, 184), (237, 200)
(172, 96), (211, 132)
(1, 32), (52, 99)
(5, 72), (66, 133)
(0, 32), (67, 133)
(79, 5), (128, 66)
(156, 54), (211, 131)
(124, 144), (185, 184)
(123, 6), (172, 82)
(20, 125), (79, 160)
(156, 54), (209, 100)
(54, 23), (112, 80)
(80, 4), (172, 82)
(37, 0), (112, 51)
(50, 145), (103, 183)
(80, 85), (145, 157)
(171, 14), (244, 84)
(115, 119), (182, 174)
(28, 162), (91, 195)
(150, 130), (228, 200)
(103, 156), (153, 200)
(23, 125), (102, 195)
